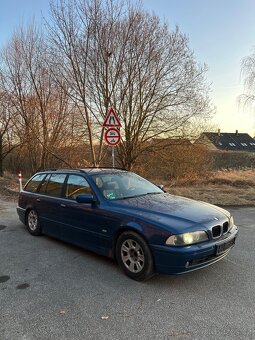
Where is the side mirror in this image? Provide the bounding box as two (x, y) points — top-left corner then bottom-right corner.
(157, 184), (166, 192)
(76, 194), (96, 204)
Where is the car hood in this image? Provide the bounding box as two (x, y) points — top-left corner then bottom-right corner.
(111, 193), (230, 233)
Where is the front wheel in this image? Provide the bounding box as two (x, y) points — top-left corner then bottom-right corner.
(26, 210), (41, 236)
(116, 231), (154, 281)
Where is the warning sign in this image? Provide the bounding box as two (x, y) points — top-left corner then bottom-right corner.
(103, 108), (122, 127)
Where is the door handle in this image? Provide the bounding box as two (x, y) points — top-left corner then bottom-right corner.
(36, 199), (40, 203)
(60, 204), (66, 208)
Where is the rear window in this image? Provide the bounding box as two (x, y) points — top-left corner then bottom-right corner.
(25, 174), (46, 193)
(45, 174), (66, 197)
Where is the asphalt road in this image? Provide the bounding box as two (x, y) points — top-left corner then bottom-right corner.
(0, 199), (254, 340)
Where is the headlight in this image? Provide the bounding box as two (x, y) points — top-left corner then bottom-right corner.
(165, 231), (208, 246)
(229, 216), (234, 230)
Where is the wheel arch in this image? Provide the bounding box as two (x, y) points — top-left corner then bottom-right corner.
(112, 224), (151, 260)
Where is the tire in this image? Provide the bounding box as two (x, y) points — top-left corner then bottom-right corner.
(116, 231), (154, 281)
(26, 209), (41, 236)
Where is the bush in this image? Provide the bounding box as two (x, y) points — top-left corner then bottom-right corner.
(134, 143), (212, 181)
(212, 151), (255, 170)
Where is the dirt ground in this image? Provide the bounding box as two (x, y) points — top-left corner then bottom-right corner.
(0, 169), (255, 206)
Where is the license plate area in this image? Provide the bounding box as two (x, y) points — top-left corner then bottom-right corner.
(216, 238), (236, 255)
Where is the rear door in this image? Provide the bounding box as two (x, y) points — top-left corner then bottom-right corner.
(37, 173), (67, 239)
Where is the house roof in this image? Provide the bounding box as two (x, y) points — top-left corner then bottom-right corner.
(201, 132), (255, 152)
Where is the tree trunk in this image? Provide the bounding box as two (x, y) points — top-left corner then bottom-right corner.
(0, 136), (3, 177)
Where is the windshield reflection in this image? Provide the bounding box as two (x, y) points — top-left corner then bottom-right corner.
(92, 172), (163, 200)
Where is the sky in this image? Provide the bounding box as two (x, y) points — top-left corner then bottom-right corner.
(0, 0), (255, 135)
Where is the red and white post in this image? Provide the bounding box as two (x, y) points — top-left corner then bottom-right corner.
(18, 170), (22, 192)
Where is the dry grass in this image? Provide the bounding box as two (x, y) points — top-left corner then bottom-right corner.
(0, 174), (20, 201)
(165, 169), (255, 206)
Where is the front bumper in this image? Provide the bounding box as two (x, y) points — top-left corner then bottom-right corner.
(151, 226), (238, 275)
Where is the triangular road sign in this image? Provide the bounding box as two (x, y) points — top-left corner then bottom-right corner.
(103, 108), (122, 127)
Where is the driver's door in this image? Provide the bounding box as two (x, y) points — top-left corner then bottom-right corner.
(60, 174), (111, 255)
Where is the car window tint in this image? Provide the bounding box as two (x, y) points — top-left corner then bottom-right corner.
(38, 174), (50, 194)
(45, 174), (66, 197)
(65, 175), (92, 200)
(25, 174), (46, 193)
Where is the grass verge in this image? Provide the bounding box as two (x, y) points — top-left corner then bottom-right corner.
(164, 169), (255, 206)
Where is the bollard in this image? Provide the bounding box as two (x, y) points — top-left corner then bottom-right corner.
(18, 171), (22, 192)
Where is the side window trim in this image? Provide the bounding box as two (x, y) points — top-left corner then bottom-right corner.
(44, 174), (51, 195)
(62, 174), (69, 198)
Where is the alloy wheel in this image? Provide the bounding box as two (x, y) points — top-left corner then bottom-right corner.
(27, 210), (38, 231)
(120, 239), (145, 273)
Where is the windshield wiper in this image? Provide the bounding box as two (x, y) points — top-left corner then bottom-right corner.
(116, 192), (161, 200)
(116, 194), (143, 200)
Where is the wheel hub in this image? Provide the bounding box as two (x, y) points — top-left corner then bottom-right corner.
(130, 249), (138, 261)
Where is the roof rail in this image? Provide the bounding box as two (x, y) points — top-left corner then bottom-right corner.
(41, 168), (86, 173)
(82, 166), (127, 171)
(40, 167), (128, 173)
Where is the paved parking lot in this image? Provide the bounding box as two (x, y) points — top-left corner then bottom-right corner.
(0, 199), (254, 340)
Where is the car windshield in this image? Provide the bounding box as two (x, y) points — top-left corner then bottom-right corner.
(91, 172), (163, 200)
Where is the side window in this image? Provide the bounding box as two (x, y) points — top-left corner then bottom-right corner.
(65, 175), (92, 200)
(38, 174), (50, 194)
(25, 174), (46, 193)
(45, 174), (66, 197)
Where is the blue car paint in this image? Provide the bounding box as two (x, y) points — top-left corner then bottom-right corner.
(17, 169), (238, 275)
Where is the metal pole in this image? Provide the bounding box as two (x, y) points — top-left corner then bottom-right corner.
(112, 147), (115, 168)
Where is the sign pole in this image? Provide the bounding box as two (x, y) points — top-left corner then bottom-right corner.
(112, 147), (115, 168)
(103, 108), (121, 168)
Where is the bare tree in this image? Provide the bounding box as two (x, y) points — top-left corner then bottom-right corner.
(0, 0), (213, 173)
(0, 89), (21, 176)
(47, 0), (213, 169)
(0, 24), (78, 172)
(240, 49), (255, 112)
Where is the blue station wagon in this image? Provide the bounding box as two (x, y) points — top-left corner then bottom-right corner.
(17, 168), (238, 280)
